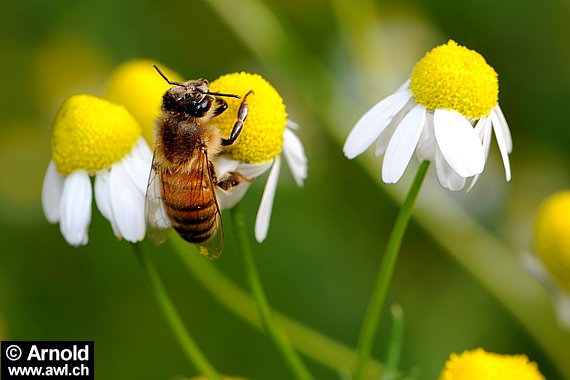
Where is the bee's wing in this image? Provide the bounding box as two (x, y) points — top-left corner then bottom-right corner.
(194, 148), (224, 260)
(145, 155), (172, 245)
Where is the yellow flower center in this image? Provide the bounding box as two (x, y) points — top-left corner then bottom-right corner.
(439, 348), (545, 380)
(51, 95), (140, 175)
(104, 59), (183, 147)
(534, 190), (570, 293)
(410, 40), (498, 119)
(210, 72), (287, 164)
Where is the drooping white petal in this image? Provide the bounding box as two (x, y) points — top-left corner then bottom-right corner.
(121, 138), (153, 194)
(234, 161), (273, 179)
(42, 161), (64, 223)
(343, 90), (412, 159)
(466, 117), (493, 192)
(433, 109), (485, 177)
(94, 170), (121, 237)
(214, 156), (241, 178)
(59, 170), (92, 246)
(109, 160), (146, 242)
(217, 181), (252, 210)
(283, 128), (308, 186)
(435, 147), (467, 191)
(493, 105), (512, 153)
(382, 104), (426, 184)
(255, 156), (281, 242)
(373, 98), (417, 157)
(415, 110), (436, 162)
(490, 109), (512, 181)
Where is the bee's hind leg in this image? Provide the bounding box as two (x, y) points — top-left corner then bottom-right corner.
(221, 90), (255, 146)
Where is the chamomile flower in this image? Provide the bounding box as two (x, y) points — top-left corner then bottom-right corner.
(520, 190), (570, 328)
(344, 40), (512, 191)
(439, 348), (545, 380)
(42, 94), (152, 246)
(209, 72), (307, 242)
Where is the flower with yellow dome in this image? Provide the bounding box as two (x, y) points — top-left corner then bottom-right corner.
(520, 190), (570, 328)
(439, 348), (545, 380)
(42, 95), (152, 246)
(209, 72), (307, 242)
(42, 60), (176, 246)
(344, 40), (512, 191)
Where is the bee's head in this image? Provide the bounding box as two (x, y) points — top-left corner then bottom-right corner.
(154, 65), (240, 118)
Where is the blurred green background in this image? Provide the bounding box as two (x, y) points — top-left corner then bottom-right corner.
(1, 0), (570, 379)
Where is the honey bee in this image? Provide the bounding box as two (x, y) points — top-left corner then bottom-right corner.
(145, 65), (254, 258)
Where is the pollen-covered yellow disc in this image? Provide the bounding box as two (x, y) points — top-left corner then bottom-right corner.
(534, 190), (570, 293)
(51, 94), (140, 175)
(439, 349), (545, 380)
(411, 40), (498, 119)
(210, 72), (287, 164)
(104, 59), (182, 147)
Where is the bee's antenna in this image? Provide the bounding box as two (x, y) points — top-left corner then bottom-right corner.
(153, 65), (185, 87)
(195, 88), (241, 99)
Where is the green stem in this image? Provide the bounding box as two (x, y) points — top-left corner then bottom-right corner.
(380, 305), (404, 380)
(170, 237), (383, 376)
(132, 243), (221, 380)
(353, 161), (429, 380)
(230, 204), (314, 380)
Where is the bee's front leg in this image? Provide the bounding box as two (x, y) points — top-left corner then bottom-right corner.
(221, 90), (254, 146)
(216, 171), (253, 191)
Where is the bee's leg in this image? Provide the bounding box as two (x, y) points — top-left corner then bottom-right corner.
(213, 98), (228, 116)
(216, 171), (253, 191)
(221, 90), (254, 146)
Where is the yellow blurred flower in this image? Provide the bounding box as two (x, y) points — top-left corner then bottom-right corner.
(439, 348), (545, 380)
(104, 59), (183, 146)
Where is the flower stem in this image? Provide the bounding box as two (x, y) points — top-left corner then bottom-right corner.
(132, 243), (221, 380)
(230, 204), (314, 380)
(353, 161), (429, 380)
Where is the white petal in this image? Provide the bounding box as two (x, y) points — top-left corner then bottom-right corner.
(235, 161), (273, 179)
(374, 98), (418, 156)
(493, 105), (512, 153)
(213, 155), (240, 178)
(434, 109), (485, 177)
(554, 292), (570, 330)
(42, 161), (64, 223)
(216, 181), (252, 210)
(415, 110), (436, 162)
(121, 138), (153, 195)
(283, 128), (308, 186)
(435, 148), (467, 191)
(490, 109), (512, 181)
(94, 171), (121, 237)
(518, 252), (551, 289)
(382, 104), (426, 183)
(59, 171), (92, 246)
(343, 90), (412, 159)
(109, 161), (146, 242)
(286, 119), (300, 130)
(466, 117), (493, 192)
(255, 156), (281, 242)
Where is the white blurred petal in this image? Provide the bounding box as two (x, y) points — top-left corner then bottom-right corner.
(490, 108), (512, 181)
(493, 105), (512, 153)
(94, 170), (121, 237)
(121, 138), (153, 194)
(109, 161), (146, 242)
(59, 170), (92, 246)
(286, 119), (300, 130)
(283, 128), (308, 186)
(518, 252), (551, 289)
(255, 156), (281, 242)
(434, 109), (485, 177)
(42, 161), (64, 223)
(382, 104), (426, 183)
(343, 90), (412, 159)
(435, 148), (467, 191)
(554, 292), (570, 330)
(395, 79), (411, 93)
